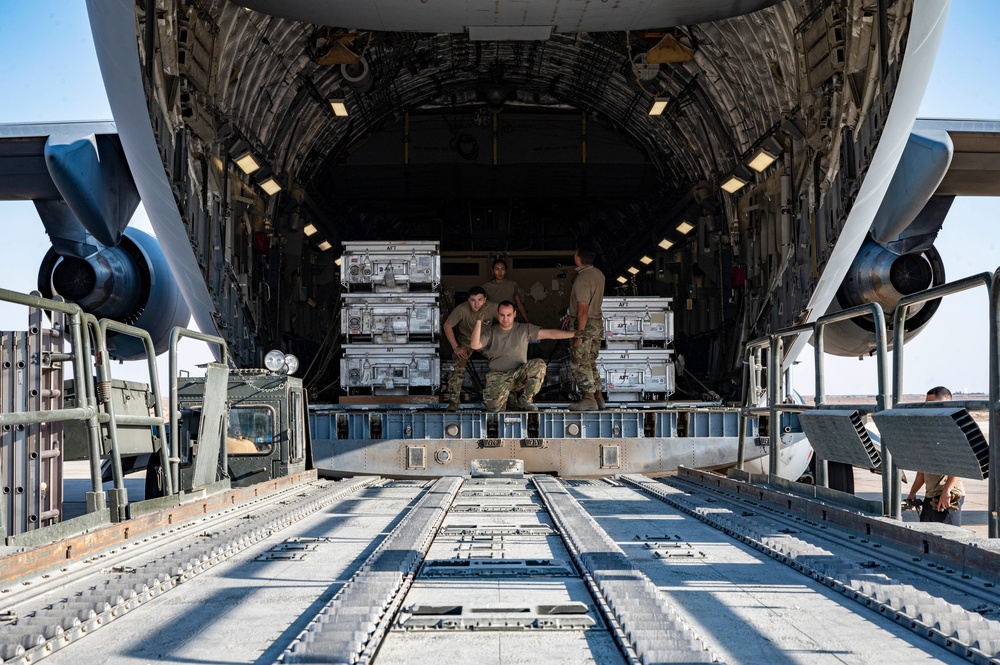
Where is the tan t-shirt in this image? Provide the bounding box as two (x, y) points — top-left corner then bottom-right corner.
(482, 279), (521, 305)
(570, 264), (605, 320)
(480, 322), (540, 372)
(445, 301), (498, 343)
(922, 473), (966, 499)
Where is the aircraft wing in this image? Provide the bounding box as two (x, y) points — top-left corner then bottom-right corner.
(0, 121), (196, 358)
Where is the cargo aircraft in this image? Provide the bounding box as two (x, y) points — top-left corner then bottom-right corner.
(1, 0), (998, 403)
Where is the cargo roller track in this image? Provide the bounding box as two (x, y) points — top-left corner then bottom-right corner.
(4, 473), (1000, 664)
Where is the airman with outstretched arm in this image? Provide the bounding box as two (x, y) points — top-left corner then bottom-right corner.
(469, 300), (576, 411)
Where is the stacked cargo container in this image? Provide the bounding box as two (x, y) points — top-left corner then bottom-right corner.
(338, 241), (442, 395)
(595, 297), (676, 403)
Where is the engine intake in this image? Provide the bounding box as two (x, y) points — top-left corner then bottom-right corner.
(38, 228), (190, 359)
(822, 241), (944, 357)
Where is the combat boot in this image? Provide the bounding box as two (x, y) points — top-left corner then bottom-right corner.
(569, 392), (598, 411)
(508, 394), (539, 411)
(517, 395), (539, 411)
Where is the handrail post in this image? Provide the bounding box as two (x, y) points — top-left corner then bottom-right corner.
(737, 347), (751, 470)
(813, 322), (828, 488)
(991, 270), (1000, 538)
(768, 336), (783, 477)
(70, 310), (106, 512)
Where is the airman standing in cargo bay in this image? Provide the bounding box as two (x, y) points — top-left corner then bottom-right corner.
(470, 301), (576, 411)
(482, 257), (530, 324)
(567, 247), (606, 411)
(443, 286), (499, 410)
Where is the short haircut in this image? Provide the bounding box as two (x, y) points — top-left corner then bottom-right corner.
(576, 247), (597, 265)
(497, 300), (516, 312)
(467, 286), (486, 298)
(492, 258), (507, 269)
(926, 386), (952, 400)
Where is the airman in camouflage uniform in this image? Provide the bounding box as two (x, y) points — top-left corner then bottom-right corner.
(483, 358), (547, 411)
(482, 258), (530, 323)
(568, 247), (606, 411)
(443, 287), (499, 409)
(470, 301), (576, 411)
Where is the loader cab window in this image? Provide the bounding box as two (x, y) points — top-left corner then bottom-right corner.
(227, 405), (275, 455)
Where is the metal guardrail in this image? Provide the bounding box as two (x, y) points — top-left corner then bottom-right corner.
(98, 319), (170, 511)
(741, 305), (887, 483)
(1, 287), (232, 539)
(888, 273), (992, 524)
(0, 289), (108, 520)
(741, 270), (999, 537)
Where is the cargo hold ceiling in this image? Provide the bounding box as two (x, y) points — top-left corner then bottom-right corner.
(192, 0), (820, 261)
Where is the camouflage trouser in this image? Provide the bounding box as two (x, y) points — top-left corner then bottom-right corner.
(570, 319), (603, 393)
(446, 344), (473, 402)
(483, 358), (547, 411)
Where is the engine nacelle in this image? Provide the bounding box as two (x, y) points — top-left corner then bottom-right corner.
(820, 241), (944, 357)
(38, 228), (190, 360)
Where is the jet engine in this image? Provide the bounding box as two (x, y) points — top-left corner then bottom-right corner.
(820, 241), (944, 357)
(37, 227), (191, 360)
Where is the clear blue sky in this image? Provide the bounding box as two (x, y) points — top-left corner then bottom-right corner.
(1, 1), (998, 394)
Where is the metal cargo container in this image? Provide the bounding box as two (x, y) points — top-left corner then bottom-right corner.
(341, 240), (441, 291)
(597, 348), (675, 401)
(602, 296), (673, 346)
(340, 343), (441, 393)
(340, 293), (440, 343)
(561, 348), (675, 402)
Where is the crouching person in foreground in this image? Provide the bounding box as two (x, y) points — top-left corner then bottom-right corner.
(469, 300), (576, 411)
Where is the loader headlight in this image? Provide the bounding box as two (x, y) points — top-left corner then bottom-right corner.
(264, 349), (287, 372)
(264, 350), (300, 375)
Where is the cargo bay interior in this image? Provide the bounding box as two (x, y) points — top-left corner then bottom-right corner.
(141, 0), (928, 402)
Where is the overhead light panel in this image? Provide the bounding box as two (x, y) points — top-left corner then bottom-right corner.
(627, 266), (640, 275)
(676, 221), (694, 234)
(721, 175), (748, 194)
(616, 276), (628, 284)
(303, 223), (318, 236)
(748, 147), (778, 172)
(234, 151), (261, 175)
(330, 99), (349, 117)
(318, 240), (332, 251)
(658, 238), (674, 250)
(335, 257), (342, 266)
(639, 255), (653, 265)
(259, 177), (283, 195)
(649, 98), (669, 116)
